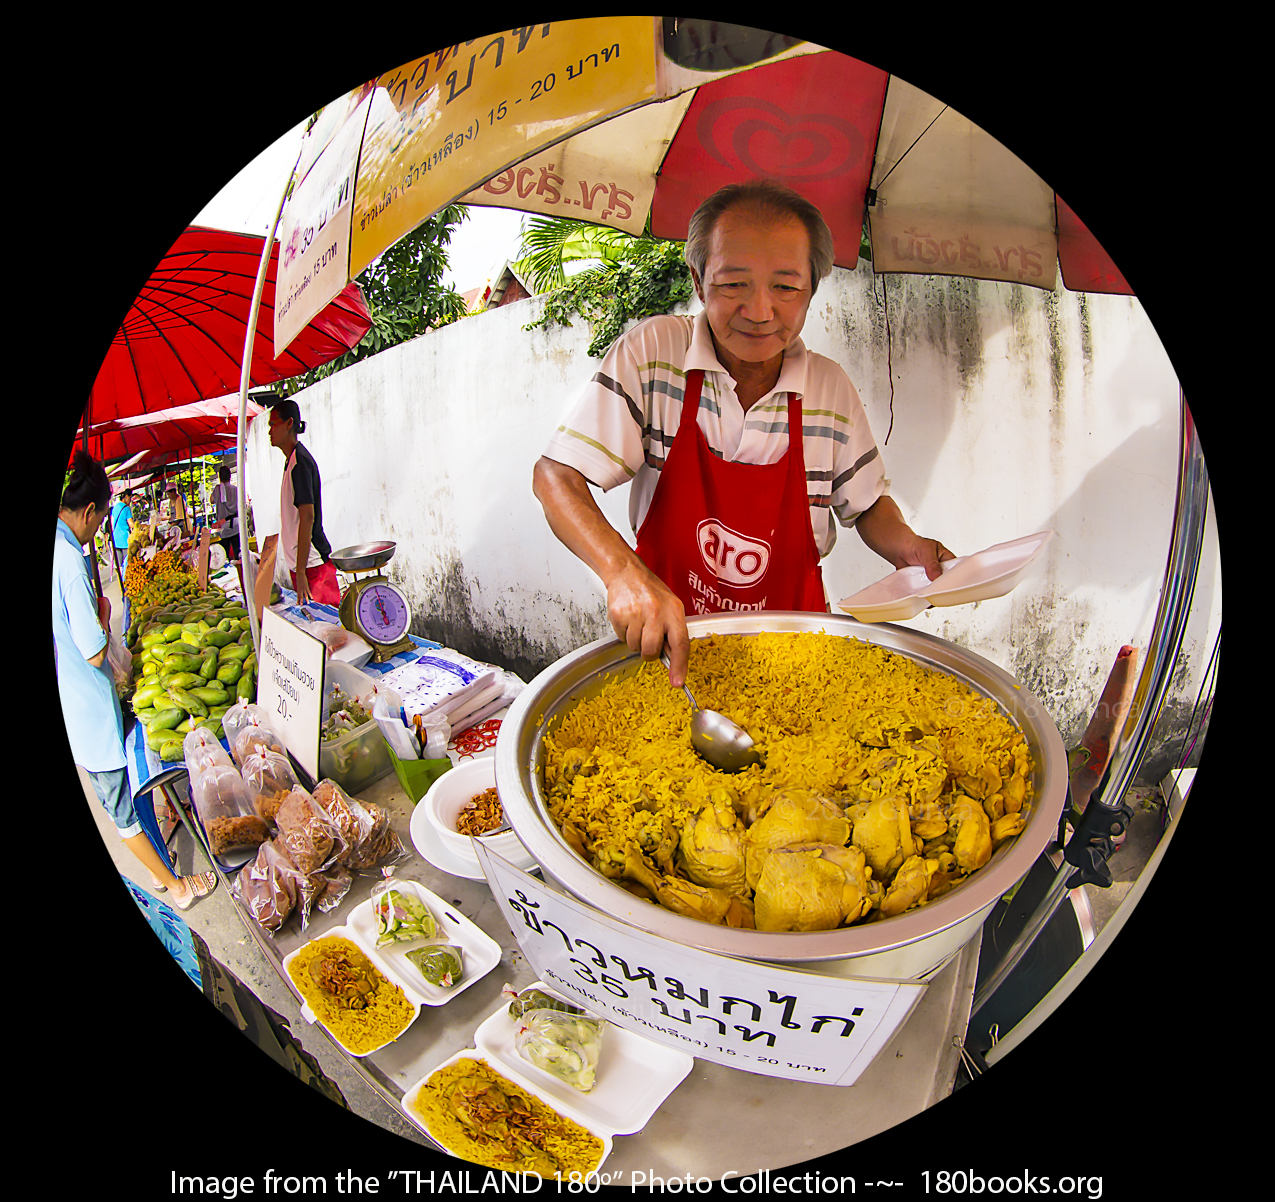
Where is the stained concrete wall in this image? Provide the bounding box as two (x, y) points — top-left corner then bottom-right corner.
(245, 260), (1221, 783)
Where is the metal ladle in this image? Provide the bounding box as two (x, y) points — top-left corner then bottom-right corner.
(661, 649), (762, 773)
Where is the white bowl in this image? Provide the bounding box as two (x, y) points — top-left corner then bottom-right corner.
(422, 757), (526, 863)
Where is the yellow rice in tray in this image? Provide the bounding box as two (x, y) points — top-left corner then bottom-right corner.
(411, 1057), (605, 1175)
(287, 935), (416, 1054)
(542, 632), (1034, 931)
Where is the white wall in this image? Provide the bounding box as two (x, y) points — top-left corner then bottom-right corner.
(246, 261), (1221, 781)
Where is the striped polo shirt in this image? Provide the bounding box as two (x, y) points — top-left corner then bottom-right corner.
(542, 312), (887, 556)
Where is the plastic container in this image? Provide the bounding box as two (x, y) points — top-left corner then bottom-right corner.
(320, 662), (394, 794)
(837, 530), (1054, 622)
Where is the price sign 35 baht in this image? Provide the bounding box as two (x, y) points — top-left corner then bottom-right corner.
(257, 609), (326, 781)
(475, 843), (926, 1087)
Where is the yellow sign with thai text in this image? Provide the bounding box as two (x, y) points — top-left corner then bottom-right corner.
(350, 18), (658, 279)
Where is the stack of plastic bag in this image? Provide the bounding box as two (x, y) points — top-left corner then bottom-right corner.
(378, 648), (523, 759)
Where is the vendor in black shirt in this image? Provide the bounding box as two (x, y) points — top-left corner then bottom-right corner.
(268, 400), (340, 606)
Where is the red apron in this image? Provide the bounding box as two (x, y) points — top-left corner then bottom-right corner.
(634, 369), (827, 616)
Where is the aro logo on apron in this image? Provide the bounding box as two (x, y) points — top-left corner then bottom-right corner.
(697, 518), (771, 587)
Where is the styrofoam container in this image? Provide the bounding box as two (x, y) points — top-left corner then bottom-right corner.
(421, 756), (533, 868)
(837, 531), (1053, 621)
(401, 1049), (613, 1174)
(836, 564), (934, 622)
(919, 530), (1054, 607)
(343, 878), (502, 1006)
(281, 924), (422, 1057)
(476, 982), (694, 1135)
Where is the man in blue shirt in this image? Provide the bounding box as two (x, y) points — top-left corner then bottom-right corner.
(56, 453), (216, 909)
(109, 489), (132, 580)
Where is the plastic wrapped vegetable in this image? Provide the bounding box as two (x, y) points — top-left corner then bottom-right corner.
(370, 874), (437, 947)
(406, 944), (463, 988)
(504, 985), (588, 1021)
(513, 1008), (606, 1093)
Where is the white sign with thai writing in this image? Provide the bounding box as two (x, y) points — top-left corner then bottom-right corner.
(274, 91), (371, 358)
(475, 845), (926, 1087)
(257, 609), (324, 781)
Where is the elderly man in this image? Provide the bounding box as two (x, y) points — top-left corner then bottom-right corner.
(533, 179), (952, 687)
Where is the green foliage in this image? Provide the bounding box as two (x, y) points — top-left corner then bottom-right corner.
(280, 205), (471, 395)
(519, 220), (695, 358)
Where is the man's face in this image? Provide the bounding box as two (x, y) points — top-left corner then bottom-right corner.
(268, 410), (291, 450)
(695, 204), (813, 376)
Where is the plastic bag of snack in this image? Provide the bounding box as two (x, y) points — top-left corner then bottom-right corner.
(513, 1006), (606, 1092)
(189, 765), (269, 857)
(310, 778), (376, 865)
(274, 786), (347, 874)
(223, 701), (284, 765)
(314, 865), (354, 914)
(405, 944), (463, 988)
(241, 749), (300, 824)
(370, 870), (438, 947)
(503, 984), (591, 1021)
(232, 838), (298, 932)
(343, 799), (407, 870)
(183, 727), (233, 773)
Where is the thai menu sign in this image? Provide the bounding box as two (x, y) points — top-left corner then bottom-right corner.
(257, 609), (325, 781)
(475, 844), (926, 1087)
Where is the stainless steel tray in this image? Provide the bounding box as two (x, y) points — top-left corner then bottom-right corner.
(329, 541), (396, 573)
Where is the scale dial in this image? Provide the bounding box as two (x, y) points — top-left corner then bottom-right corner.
(354, 581), (411, 646)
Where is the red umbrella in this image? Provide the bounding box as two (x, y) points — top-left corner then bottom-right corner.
(85, 225), (372, 425)
(73, 396), (266, 467)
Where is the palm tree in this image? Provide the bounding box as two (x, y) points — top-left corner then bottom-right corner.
(514, 216), (667, 294)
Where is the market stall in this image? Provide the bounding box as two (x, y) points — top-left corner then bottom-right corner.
(117, 551), (1003, 1175)
(91, 17), (1212, 1176)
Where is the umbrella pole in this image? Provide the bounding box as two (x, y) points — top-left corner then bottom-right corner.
(238, 143), (303, 656)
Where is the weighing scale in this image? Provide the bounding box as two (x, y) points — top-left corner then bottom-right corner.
(329, 541), (416, 663)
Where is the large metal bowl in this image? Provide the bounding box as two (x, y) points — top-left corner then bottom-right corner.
(496, 613), (1068, 980)
(329, 541), (396, 573)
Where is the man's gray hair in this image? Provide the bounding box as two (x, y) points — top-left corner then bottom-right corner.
(684, 179), (836, 295)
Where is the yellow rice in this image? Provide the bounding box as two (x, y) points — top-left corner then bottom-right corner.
(542, 632), (1033, 922)
(287, 935), (416, 1054)
(411, 1056), (605, 1175)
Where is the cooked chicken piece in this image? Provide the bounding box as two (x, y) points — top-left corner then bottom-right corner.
(1002, 769), (1028, 813)
(956, 760), (1003, 801)
(742, 789), (850, 891)
(753, 843), (872, 931)
(990, 812), (1027, 845)
(947, 796), (993, 872)
(849, 794), (914, 880)
(878, 854), (939, 917)
(679, 792), (748, 896)
(621, 844), (734, 924)
(910, 798), (949, 840)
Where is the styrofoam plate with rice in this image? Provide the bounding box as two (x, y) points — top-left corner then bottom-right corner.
(282, 925), (421, 1057)
(401, 1049), (613, 1176)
